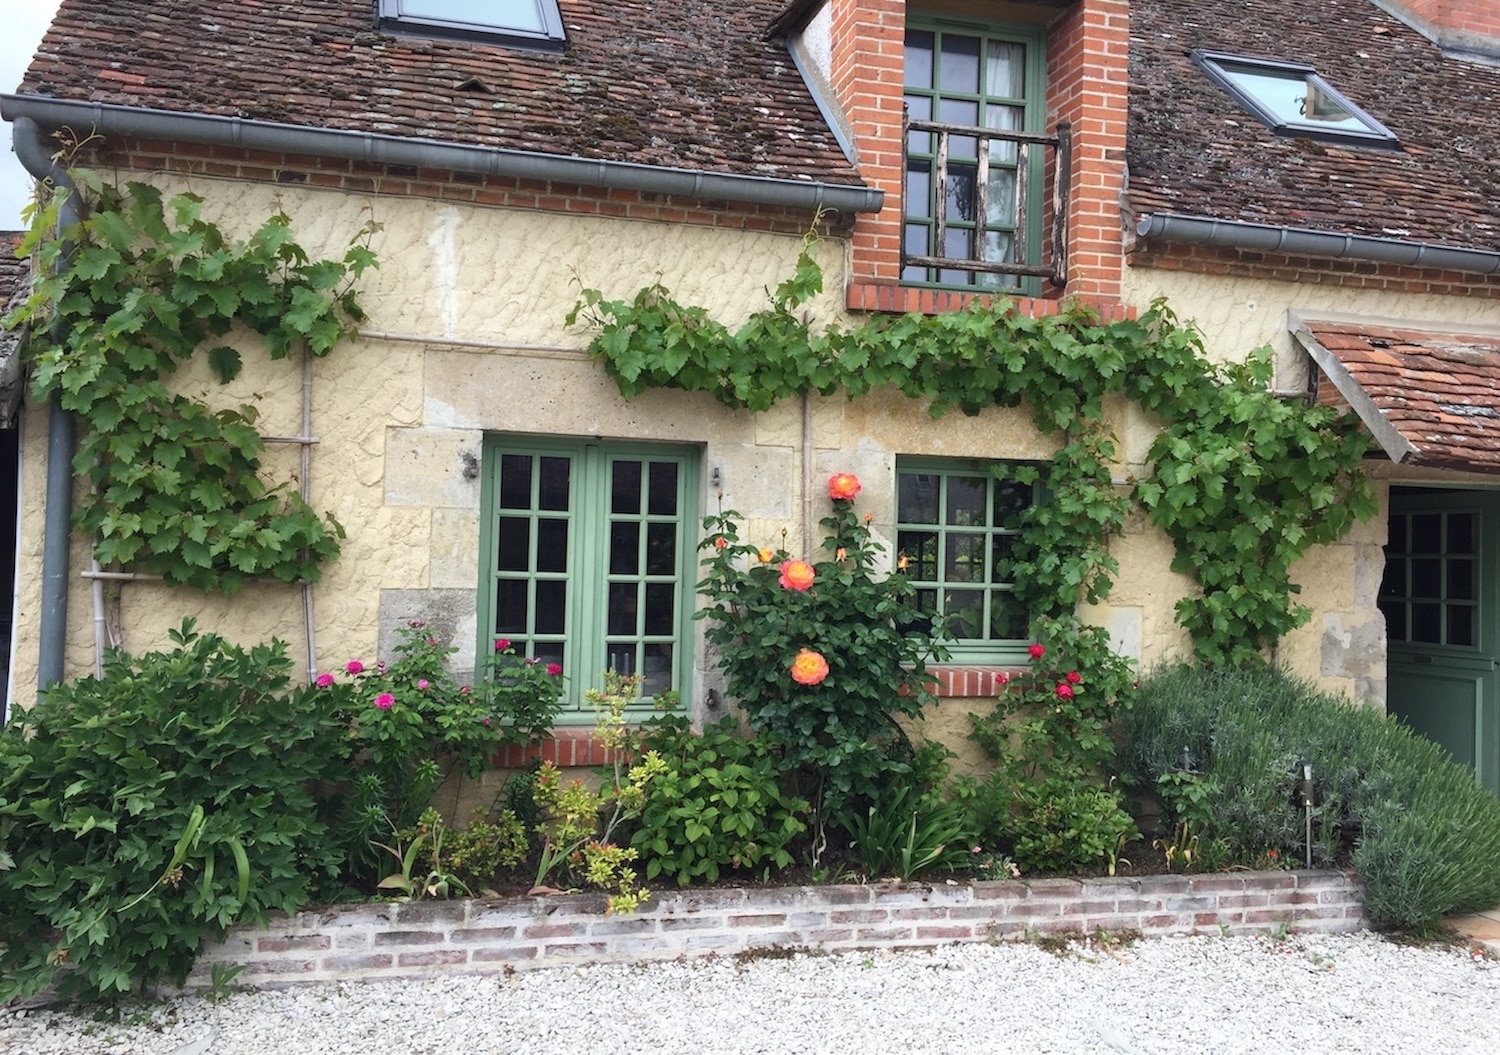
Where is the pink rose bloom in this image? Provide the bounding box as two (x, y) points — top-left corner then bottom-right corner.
(1066, 671), (1082, 684)
(546, 663), (562, 677)
(417, 679), (430, 690)
(495, 638), (511, 652)
(778, 559), (816, 591)
(995, 670), (1010, 687)
(374, 692), (395, 709)
(460, 686), (471, 695)
(345, 660), (364, 675)
(314, 672), (335, 688)
(1027, 643), (1046, 660)
(827, 472), (861, 501)
(1055, 683), (1075, 700)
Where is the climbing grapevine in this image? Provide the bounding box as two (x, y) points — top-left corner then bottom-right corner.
(5, 176), (378, 592)
(570, 239), (1376, 666)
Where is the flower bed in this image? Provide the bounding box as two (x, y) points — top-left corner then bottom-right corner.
(181, 870), (1366, 991)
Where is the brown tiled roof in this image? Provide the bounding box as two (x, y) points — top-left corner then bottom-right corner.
(14, 0), (861, 187)
(1129, 0), (1500, 253)
(1293, 316), (1500, 474)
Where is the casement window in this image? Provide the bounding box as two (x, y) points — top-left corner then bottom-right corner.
(1192, 52), (1397, 148)
(478, 438), (699, 720)
(896, 460), (1037, 661)
(376, 0), (567, 51)
(1381, 509), (1477, 647)
(902, 19), (1051, 292)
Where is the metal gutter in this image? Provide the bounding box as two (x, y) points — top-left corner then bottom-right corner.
(1136, 212), (1500, 277)
(0, 95), (885, 215)
(11, 115), (78, 695)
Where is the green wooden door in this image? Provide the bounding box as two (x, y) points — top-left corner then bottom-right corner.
(1382, 487), (1500, 793)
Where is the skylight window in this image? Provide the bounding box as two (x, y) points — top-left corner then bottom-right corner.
(376, 0), (566, 51)
(1192, 51), (1397, 148)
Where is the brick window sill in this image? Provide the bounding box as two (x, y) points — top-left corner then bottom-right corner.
(845, 280), (1132, 322)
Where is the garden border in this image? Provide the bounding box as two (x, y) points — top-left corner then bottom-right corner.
(182, 870), (1366, 990)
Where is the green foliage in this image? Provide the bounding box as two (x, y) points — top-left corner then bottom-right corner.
(0, 621), (351, 1002)
(440, 809), (529, 891)
(1123, 663), (1500, 933)
(627, 716), (808, 885)
(846, 783), (975, 881)
(696, 479), (948, 851)
(321, 621), (562, 880)
(571, 248), (1375, 664)
(3, 176), (377, 592)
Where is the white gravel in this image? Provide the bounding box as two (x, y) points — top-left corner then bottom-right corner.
(3, 931), (1498, 1054)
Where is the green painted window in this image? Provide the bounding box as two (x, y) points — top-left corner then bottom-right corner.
(479, 438), (698, 719)
(903, 18), (1046, 292)
(896, 460), (1036, 660)
(1381, 509), (1478, 648)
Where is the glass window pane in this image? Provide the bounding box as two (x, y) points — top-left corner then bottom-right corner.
(1388, 514), (1407, 552)
(644, 583), (675, 635)
(945, 532), (986, 583)
(945, 477), (987, 526)
(899, 473), (940, 524)
(1412, 602), (1441, 643)
(1449, 559), (1475, 602)
(905, 222), (931, 262)
(611, 461), (642, 515)
(992, 592), (1028, 639)
(610, 522), (640, 576)
(898, 530), (938, 580)
(1449, 604), (1475, 648)
(497, 516), (530, 572)
(1411, 513), (1441, 553)
(645, 522), (676, 575)
(495, 579), (528, 634)
(904, 30), (934, 89)
(982, 231), (1015, 266)
(401, 0), (546, 33)
(986, 170), (1017, 226)
(945, 165), (977, 223)
(1412, 558), (1441, 598)
(641, 643), (673, 698)
(992, 479), (1031, 524)
(499, 454), (532, 510)
(905, 95), (933, 154)
(534, 641), (563, 672)
(945, 590), (984, 639)
(536, 518), (568, 573)
(538, 456), (570, 511)
(907, 165), (932, 219)
(535, 580), (566, 635)
(647, 462), (679, 516)
(991, 534), (1017, 583)
(608, 583), (637, 636)
(939, 34), (980, 94)
(1448, 513), (1475, 555)
(985, 41), (1025, 99)
(606, 644), (638, 678)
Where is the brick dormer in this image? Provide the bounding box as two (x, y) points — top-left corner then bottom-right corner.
(781, 0), (1129, 316)
(1375, 0), (1500, 60)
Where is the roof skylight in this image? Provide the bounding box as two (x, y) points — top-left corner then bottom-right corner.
(377, 0), (566, 52)
(1192, 51), (1397, 148)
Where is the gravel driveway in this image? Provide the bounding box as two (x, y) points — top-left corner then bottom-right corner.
(4, 931), (1497, 1054)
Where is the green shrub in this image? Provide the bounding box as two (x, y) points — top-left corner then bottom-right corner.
(966, 771), (1136, 875)
(0, 622), (352, 1002)
(1124, 663), (1500, 933)
(846, 783), (974, 881)
(626, 716), (808, 885)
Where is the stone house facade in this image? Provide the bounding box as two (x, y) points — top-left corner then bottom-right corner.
(2, 0), (1499, 782)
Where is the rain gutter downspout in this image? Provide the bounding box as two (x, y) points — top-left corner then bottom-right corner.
(0, 97), (886, 216)
(11, 115), (79, 695)
(1135, 213), (1500, 276)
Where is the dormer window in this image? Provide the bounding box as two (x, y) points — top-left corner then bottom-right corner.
(1192, 51), (1397, 148)
(376, 0), (566, 52)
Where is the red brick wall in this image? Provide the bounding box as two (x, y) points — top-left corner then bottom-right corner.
(1384, 0), (1500, 45)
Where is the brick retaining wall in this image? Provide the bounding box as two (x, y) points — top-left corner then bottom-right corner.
(183, 870), (1366, 990)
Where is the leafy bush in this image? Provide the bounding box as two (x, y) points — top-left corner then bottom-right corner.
(847, 783), (974, 881)
(0, 622), (352, 1002)
(1123, 663), (1500, 933)
(627, 716), (808, 885)
(697, 472), (948, 855)
(965, 771), (1136, 875)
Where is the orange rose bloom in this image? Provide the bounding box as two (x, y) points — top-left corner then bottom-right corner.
(828, 472), (862, 501)
(757, 547), (775, 563)
(778, 559), (816, 591)
(713, 535), (728, 550)
(790, 648), (830, 686)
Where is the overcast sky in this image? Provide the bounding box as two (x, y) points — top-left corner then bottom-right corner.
(1, 0), (65, 232)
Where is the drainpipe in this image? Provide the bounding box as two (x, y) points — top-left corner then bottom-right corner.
(11, 115), (80, 695)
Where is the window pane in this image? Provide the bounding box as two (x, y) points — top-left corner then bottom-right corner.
(945, 590), (984, 639)
(992, 592), (1028, 639)
(904, 30), (934, 89)
(939, 34), (980, 94)
(1412, 558), (1441, 598)
(495, 579), (528, 634)
(610, 522), (640, 576)
(899, 473), (940, 524)
(644, 583), (675, 635)
(499, 454), (532, 510)
(608, 583), (637, 636)
(945, 164), (976, 223)
(906, 95), (933, 153)
(401, 0), (546, 32)
(1412, 602), (1441, 643)
(907, 165), (932, 220)
(1449, 559), (1475, 601)
(647, 462), (679, 516)
(534, 641), (563, 672)
(945, 532), (986, 583)
(985, 41), (1025, 99)
(642, 644), (673, 697)
(991, 534), (1017, 583)
(982, 231), (1015, 266)
(1411, 514), (1441, 553)
(945, 477), (987, 526)
(535, 580), (566, 635)
(898, 530), (938, 579)
(646, 522), (676, 575)
(497, 517), (530, 572)
(606, 644), (638, 677)
(986, 170), (1017, 226)
(993, 479), (1031, 524)
(536, 518), (568, 573)
(1449, 604), (1475, 647)
(1448, 513), (1475, 555)
(1388, 514), (1407, 552)
(611, 461), (642, 515)
(538, 456), (570, 511)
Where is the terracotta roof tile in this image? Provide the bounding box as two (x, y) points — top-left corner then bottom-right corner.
(1130, 0), (1500, 253)
(14, 0), (861, 187)
(1297, 318), (1500, 474)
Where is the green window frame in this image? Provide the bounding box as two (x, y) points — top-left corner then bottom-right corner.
(902, 16), (1047, 293)
(478, 437), (699, 720)
(896, 459), (1036, 661)
(1381, 508), (1479, 648)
